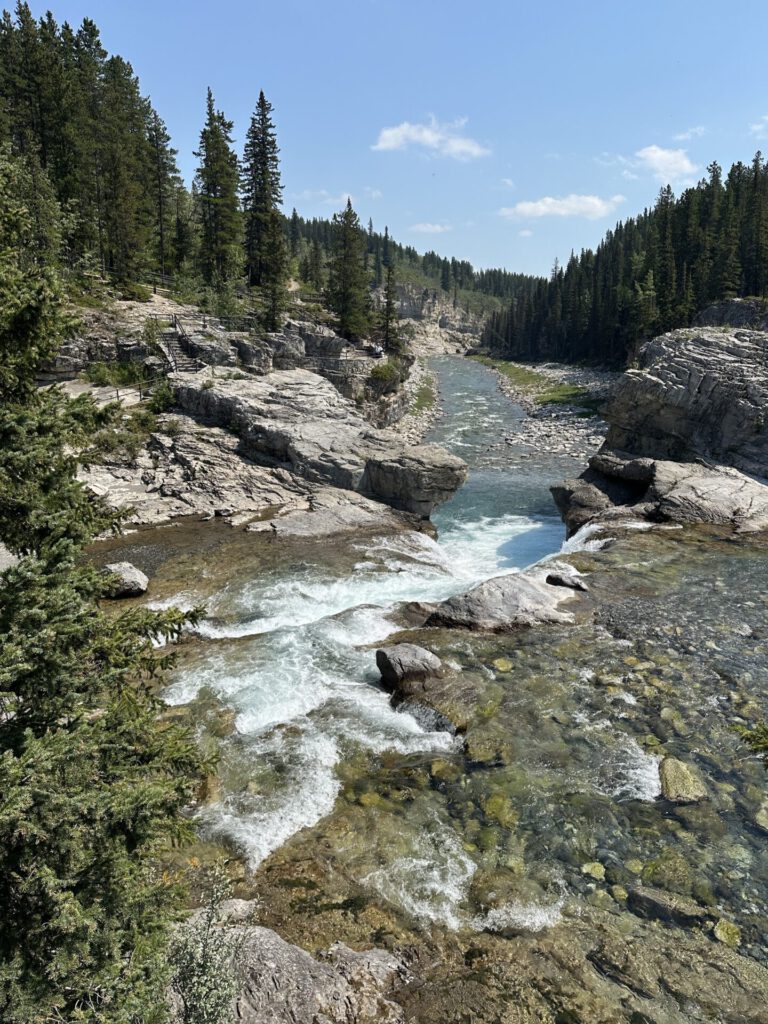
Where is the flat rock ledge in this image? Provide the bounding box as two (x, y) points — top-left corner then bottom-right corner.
(424, 568), (581, 632)
(552, 313), (768, 535)
(171, 369), (467, 518)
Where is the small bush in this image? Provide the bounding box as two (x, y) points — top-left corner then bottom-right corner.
(118, 280), (152, 302)
(164, 416), (183, 438)
(169, 865), (244, 1024)
(84, 360), (147, 388)
(368, 359), (401, 396)
(149, 381), (175, 413)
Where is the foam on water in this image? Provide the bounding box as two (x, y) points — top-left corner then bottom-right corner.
(363, 814), (477, 930)
(472, 896), (565, 934)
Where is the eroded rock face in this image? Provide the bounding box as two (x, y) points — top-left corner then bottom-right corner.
(553, 314), (768, 534)
(171, 369), (467, 517)
(424, 570), (579, 632)
(102, 561), (148, 597)
(604, 325), (768, 474)
(230, 926), (407, 1024)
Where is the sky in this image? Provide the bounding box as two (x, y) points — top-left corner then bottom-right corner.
(24, 0), (768, 276)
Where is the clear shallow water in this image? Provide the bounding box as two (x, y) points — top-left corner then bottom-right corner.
(164, 356), (576, 885)
(153, 358), (768, 951)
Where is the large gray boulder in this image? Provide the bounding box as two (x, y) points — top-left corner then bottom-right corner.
(102, 561), (148, 598)
(425, 571), (576, 632)
(230, 926), (406, 1024)
(171, 369), (467, 517)
(376, 643), (443, 696)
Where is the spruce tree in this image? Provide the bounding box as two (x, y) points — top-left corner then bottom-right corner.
(194, 87), (241, 285)
(0, 148), (205, 1023)
(381, 260), (400, 353)
(289, 206), (301, 259)
(326, 199), (371, 339)
(241, 90), (282, 287)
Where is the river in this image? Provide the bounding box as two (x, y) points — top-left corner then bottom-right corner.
(103, 354), (767, 958)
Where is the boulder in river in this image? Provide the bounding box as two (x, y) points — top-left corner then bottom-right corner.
(376, 643), (443, 696)
(102, 561), (148, 598)
(627, 886), (710, 926)
(658, 756), (707, 804)
(424, 570), (578, 632)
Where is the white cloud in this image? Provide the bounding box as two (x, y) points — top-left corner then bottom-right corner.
(372, 116), (490, 161)
(409, 222), (452, 234)
(364, 186), (383, 199)
(501, 177), (515, 188)
(518, 229), (533, 238)
(635, 145), (698, 183)
(674, 125), (707, 141)
(500, 193), (625, 220)
(294, 189), (354, 207)
(622, 169), (640, 181)
(749, 115), (768, 139)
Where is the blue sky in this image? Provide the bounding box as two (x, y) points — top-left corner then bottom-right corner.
(25, 0), (768, 275)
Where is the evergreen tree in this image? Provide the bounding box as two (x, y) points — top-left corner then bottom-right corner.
(326, 199), (371, 339)
(241, 90), (282, 287)
(381, 260), (400, 352)
(289, 206), (300, 259)
(194, 87), (240, 285)
(0, 147), (205, 1023)
(260, 208), (289, 331)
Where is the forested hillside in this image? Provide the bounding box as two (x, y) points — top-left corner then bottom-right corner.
(0, 2), (539, 334)
(483, 160), (768, 365)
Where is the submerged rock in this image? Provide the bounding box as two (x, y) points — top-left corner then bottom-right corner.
(627, 886), (709, 926)
(424, 570), (577, 632)
(101, 561), (148, 597)
(659, 756), (708, 803)
(376, 643), (443, 695)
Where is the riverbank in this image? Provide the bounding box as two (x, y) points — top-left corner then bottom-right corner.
(471, 354), (620, 462)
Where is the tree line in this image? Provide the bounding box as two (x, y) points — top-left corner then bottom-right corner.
(0, 2), (541, 340)
(483, 156), (768, 365)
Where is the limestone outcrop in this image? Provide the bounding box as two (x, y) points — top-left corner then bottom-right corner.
(229, 925), (407, 1024)
(424, 569), (579, 632)
(171, 369), (467, 517)
(81, 413), (416, 535)
(553, 313), (768, 534)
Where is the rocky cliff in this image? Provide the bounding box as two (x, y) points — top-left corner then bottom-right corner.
(553, 308), (768, 534)
(171, 368), (467, 518)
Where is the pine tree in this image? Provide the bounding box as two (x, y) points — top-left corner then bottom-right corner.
(194, 87), (241, 285)
(289, 206), (301, 259)
(147, 109), (179, 279)
(327, 199), (371, 339)
(381, 260), (400, 352)
(0, 148), (205, 1022)
(261, 208), (289, 331)
(241, 90), (282, 287)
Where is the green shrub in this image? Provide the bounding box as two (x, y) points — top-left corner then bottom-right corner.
(368, 359), (401, 396)
(118, 280), (152, 302)
(169, 865), (245, 1024)
(149, 380), (175, 413)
